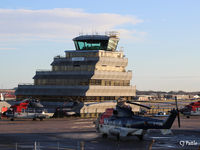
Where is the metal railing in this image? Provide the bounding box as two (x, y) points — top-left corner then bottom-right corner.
(36, 69), (51, 72)
(0, 141), (86, 150)
(54, 55), (65, 59)
(18, 83), (34, 86)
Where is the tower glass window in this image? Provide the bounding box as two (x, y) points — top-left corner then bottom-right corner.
(75, 40), (108, 50)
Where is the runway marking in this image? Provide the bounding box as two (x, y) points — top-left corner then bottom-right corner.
(71, 125), (95, 129)
(91, 140), (98, 143)
(73, 122), (92, 125)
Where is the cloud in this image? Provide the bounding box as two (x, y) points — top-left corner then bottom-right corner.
(0, 48), (17, 50)
(117, 29), (147, 42)
(0, 8), (144, 42)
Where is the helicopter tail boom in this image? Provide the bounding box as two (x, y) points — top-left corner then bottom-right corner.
(162, 109), (178, 129)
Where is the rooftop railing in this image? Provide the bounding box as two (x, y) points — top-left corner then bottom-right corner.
(18, 83), (34, 86)
(54, 55), (66, 59)
(36, 69), (51, 72)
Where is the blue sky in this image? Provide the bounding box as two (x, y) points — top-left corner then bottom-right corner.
(0, 0), (200, 91)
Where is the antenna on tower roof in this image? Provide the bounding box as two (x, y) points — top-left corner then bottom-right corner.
(105, 31), (120, 38)
(79, 32), (83, 35)
(120, 47), (124, 52)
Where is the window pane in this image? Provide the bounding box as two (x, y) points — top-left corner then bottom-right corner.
(77, 41), (85, 50)
(76, 40), (108, 50)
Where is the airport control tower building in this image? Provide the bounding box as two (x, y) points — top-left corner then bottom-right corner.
(16, 32), (136, 101)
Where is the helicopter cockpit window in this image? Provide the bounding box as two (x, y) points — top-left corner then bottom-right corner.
(6, 110), (13, 114)
(28, 109), (34, 113)
(35, 109), (43, 113)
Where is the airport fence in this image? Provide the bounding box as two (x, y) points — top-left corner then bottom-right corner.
(0, 141), (86, 150)
(0, 139), (162, 150)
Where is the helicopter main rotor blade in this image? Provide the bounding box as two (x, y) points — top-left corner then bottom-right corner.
(126, 101), (151, 109)
(85, 100), (117, 106)
(175, 96), (181, 128)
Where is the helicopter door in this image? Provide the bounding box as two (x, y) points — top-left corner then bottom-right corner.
(20, 108), (27, 117)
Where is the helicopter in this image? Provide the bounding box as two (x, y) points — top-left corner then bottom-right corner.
(93, 97), (181, 140)
(53, 101), (84, 117)
(2, 98), (48, 121)
(180, 101), (200, 118)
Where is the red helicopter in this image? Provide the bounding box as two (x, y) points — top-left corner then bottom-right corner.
(2, 98), (47, 121)
(93, 97), (180, 140)
(180, 101), (200, 118)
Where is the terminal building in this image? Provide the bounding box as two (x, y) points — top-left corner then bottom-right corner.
(15, 32), (136, 102)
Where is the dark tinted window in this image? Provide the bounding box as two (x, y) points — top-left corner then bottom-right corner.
(75, 40), (108, 50)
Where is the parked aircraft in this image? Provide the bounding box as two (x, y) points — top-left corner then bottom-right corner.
(93, 97), (180, 140)
(2, 98), (48, 121)
(180, 101), (200, 118)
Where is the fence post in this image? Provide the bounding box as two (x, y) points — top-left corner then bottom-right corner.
(34, 141), (37, 150)
(57, 142), (60, 150)
(77, 141), (80, 150)
(148, 139), (155, 150)
(80, 141), (84, 150)
(15, 143), (17, 150)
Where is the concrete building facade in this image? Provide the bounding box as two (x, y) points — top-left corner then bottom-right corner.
(16, 32), (136, 101)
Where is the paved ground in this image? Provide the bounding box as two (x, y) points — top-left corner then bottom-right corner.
(0, 116), (200, 150)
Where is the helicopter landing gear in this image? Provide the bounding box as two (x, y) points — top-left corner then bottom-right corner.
(33, 118), (36, 121)
(40, 118), (43, 121)
(102, 133), (108, 138)
(10, 118), (14, 121)
(187, 116), (190, 118)
(137, 135), (144, 141)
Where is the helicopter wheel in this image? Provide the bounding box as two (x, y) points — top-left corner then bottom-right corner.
(137, 135), (143, 141)
(10, 118), (14, 121)
(102, 133), (108, 138)
(40, 118), (43, 121)
(187, 116), (190, 118)
(75, 113), (80, 117)
(33, 118), (36, 121)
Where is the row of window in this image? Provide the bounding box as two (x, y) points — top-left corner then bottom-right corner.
(66, 52), (98, 58)
(65, 51), (123, 58)
(18, 96), (133, 102)
(74, 40), (108, 51)
(52, 65), (95, 71)
(34, 79), (130, 86)
(52, 65), (125, 72)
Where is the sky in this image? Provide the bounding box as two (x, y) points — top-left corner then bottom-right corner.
(0, 0), (200, 91)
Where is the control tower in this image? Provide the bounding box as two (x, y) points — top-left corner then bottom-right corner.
(16, 32), (136, 101)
